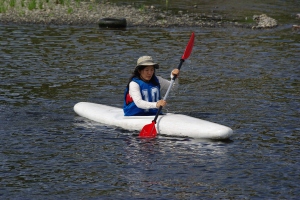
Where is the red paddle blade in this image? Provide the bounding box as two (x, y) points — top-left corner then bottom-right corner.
(181, 32), (195, 60)
(139, 121), (157, 138)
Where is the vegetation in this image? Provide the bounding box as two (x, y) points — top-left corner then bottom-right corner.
(67, 7), (72, 14)
(28, 0), (36, 10)
(9, 0), (16, 8)
(0, 0), (86, 13)
(0, 0), (7, 13)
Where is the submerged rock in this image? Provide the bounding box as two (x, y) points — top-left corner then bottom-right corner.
(252, 14), (278, 29)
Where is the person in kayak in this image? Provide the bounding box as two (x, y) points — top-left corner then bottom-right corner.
(123, 55), (179, 116)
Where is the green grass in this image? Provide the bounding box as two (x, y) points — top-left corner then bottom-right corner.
(0, 0), (7, 13)
(57, 0), (65, 5)
(0, 0), (88, 14)
(28, 0), (37, 10)
(138, 4), (146, 12)
(67, 7), (73, 14)
(38, 1), (43, 9)
(9, 0), (16, 8)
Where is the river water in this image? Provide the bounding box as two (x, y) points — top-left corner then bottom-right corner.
(1, 3), (300, 199)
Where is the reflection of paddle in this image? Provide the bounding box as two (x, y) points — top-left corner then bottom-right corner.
(139, 32), (195, 138)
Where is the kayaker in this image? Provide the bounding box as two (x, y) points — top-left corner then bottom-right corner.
(123, 55), (179, 116)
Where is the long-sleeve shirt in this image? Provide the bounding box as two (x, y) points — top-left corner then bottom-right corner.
(128, 73), (178, 109)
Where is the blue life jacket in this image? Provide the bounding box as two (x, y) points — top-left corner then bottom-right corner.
(123, 76), (161, 116)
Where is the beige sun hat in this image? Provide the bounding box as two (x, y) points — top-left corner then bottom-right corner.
(135, 56), (159, 70)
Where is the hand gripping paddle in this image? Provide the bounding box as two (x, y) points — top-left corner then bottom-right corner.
(139, 32), (195, 138)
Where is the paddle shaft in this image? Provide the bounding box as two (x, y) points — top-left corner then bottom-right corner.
(152, 59), (184, 123)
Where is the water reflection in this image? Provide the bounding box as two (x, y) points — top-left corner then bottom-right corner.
(120, 133), (234, 196)
(74, 116), (235, 193)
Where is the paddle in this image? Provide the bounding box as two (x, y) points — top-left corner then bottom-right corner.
(139, 32), (195, 138)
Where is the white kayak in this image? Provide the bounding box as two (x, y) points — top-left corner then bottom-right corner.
(74, 102), (234, 139)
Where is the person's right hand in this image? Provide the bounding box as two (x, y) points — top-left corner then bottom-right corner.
(156, 99), (166, 108)
(171, 69), (180, 77)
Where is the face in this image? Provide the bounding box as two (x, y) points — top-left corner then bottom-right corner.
(139, 66), (155, 81)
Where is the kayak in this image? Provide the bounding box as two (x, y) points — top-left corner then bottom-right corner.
(74, 102), (234, 139)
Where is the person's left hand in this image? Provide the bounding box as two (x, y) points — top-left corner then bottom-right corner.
(172, 69), (180, 77)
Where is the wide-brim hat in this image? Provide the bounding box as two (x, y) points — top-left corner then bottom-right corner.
(135, 56), (159, 71)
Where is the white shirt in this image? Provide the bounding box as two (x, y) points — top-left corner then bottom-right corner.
(129, 73), (178, 109)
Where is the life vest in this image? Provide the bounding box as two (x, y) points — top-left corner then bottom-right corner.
(123, 76), (161, 116)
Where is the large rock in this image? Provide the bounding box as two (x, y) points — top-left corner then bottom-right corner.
(252, 14), (278, 29)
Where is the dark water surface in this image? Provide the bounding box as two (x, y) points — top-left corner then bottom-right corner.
(1, 13), (300, 200)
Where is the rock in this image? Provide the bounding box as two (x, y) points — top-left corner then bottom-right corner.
(252, 14), (278, 29)
(292, 25), (300, 31)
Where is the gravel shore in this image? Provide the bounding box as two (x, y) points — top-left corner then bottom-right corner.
(1, 0), (285, 29)
(0, 0), (250, 28)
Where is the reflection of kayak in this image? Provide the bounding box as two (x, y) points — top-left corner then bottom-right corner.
(74, 102), (234, 139)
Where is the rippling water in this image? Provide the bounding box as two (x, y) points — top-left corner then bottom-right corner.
(0, 20), (299, 199)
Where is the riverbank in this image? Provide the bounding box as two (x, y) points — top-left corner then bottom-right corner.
(0, 0), (254, 28)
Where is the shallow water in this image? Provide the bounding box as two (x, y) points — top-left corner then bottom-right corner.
(0, 18), (299, 199)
